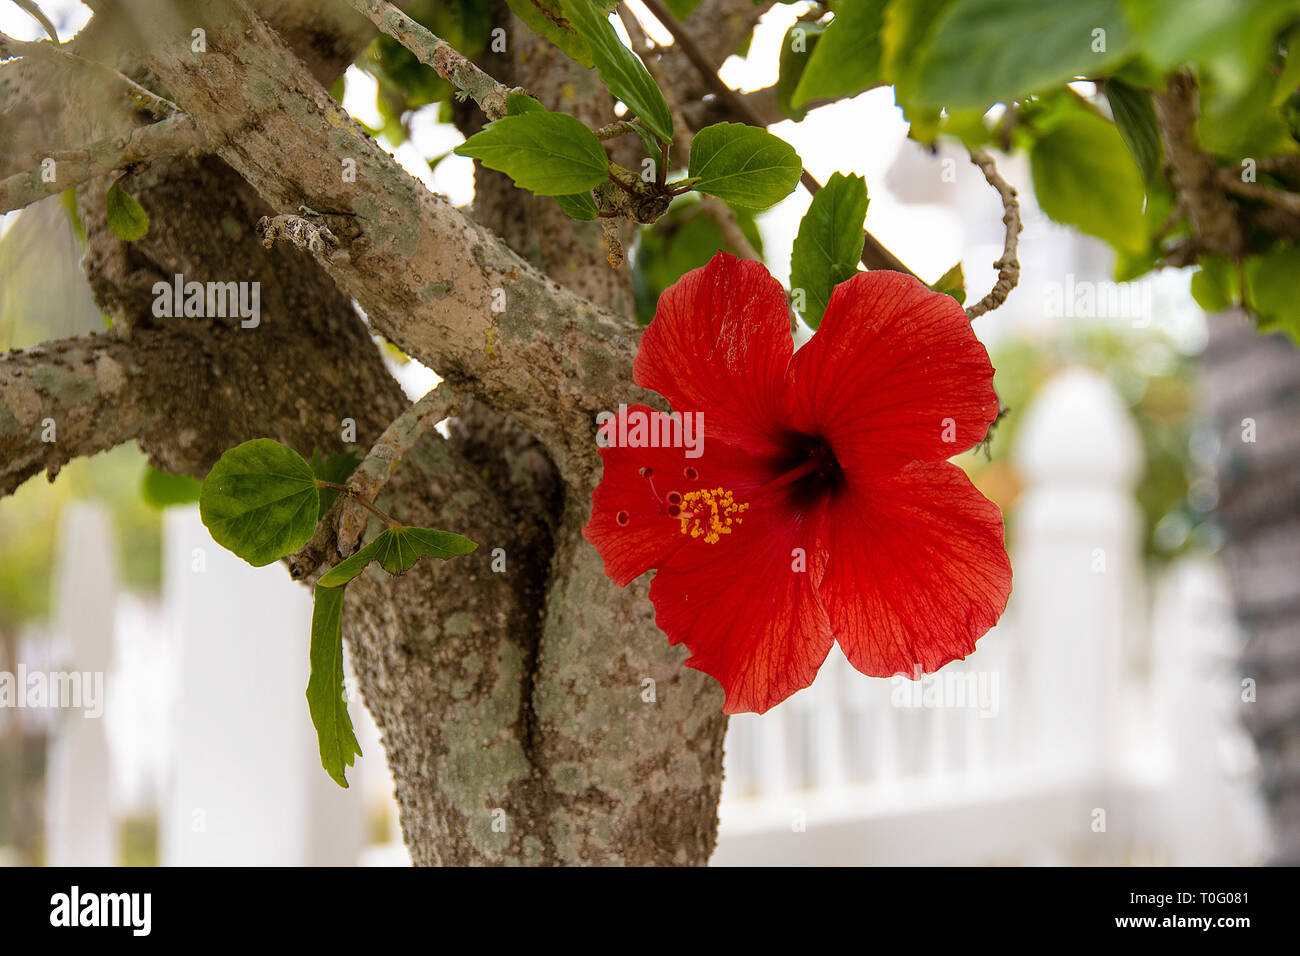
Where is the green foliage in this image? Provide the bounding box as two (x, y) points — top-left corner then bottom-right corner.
(1244, 244), (1300, 344)
(356, 0), (493, 144)
(555, 191), (601, 220)
(195, 433), (477, 789)
(930, 262), (967, 305)
(791, 0), (886, 108)
(1189, 256), (1238, 313)
(687, 123), (802, 210)
(310, 449), (361, 519)
(790, 172), (869, 328)
(559, 0), (673, 142)
(1122, 0), (1300, 98)
(1104, 77), (1162, 185)
(1030, 108), (1147, 254)
(140, 466), (200, 508)
(776, 22), (825, 121)
(455, 111), (611, 196)
(319, 527), (477, 587)
(105, 184), (149, 242)
(504, 0), (601, 68)
(306, 585), (362, 788)
(913, 0), (1133, 110)
(198, 439), (320, 567)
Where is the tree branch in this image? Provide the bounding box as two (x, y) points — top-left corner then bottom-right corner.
(0, 114), (203, 214)
(346, 0), (519, 120)
(629, 0), (918, 277)
(965, 149), (1022, 320)
(134, 0), (647, 484)
(0, 333), (145, 495)
(1219, 171), (1300, 217)
(335, 386), (460, 554)
(1154, 70), (1245, 259)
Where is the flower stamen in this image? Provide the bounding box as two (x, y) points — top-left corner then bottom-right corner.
(678, 487), (749, 544)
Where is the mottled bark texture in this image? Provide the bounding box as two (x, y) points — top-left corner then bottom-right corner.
(0, 0), (764, 863)
(1202, 312), (1300, 865)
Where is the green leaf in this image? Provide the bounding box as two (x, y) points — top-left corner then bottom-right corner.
(507, 91), (546, 114)
(776, 22), (825, 121)
(105, 183), (149, 242)
(1190, 257), (1238, 313)
(455, 111), (610, 195)
(688, 123), (802, 210)
(140, 466), (201, 508)
(1029, 110), (1146, 254)
(791, 0), (886, 108)
(555, 191), (600, 220)
(504, 0), (596, 68)
(1122, 0), (1300, 100)
(1104, 78), (1162, 186)
(1274, 27), (1300, 106)
(309, 449), (361, 519)
(1245, 244), (1300, 343)
(790, 172), (868, 327)
(306, 585), (362, 788)
(559, 0), (673, 142)
(914, 0), (1133, 110)
(318, 526), (478, 587)
(317, 536), (387, 588)
(199, 439), (320, 567)
(930, 262), (967, 305)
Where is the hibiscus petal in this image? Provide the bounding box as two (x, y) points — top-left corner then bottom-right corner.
(648, 495), (832, 714)
(788, 270), (999, 475)
(822, 460), (1011, 678)
(583, 405), (773, 587)
(635, 252), (793, 456)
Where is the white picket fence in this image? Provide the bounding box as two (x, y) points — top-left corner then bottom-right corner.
(24, 366), (1267, 866)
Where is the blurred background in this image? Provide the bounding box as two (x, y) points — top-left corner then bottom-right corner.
(1, 2), (1291, 866)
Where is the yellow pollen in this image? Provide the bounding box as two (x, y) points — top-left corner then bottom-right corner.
(678, 487), (749, 544)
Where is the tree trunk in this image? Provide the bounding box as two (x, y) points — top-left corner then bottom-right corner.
(0, 0), (755, 865)
(1202, 310), (1300, 865)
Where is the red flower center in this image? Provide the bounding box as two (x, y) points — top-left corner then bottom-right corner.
(617, 434), (844, 546)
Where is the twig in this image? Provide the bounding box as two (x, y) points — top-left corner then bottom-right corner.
(630, 0), (917, 277)
(964, 149), (1022, 320)
(0, 32), (177, 117)
(347, 0), (521, 120)
(0, 114), (203, 215)
(1153, 70), (1245, 258)
(316, 481), (402, 529)
(1218, 172), (1300, 217)
(337, 387), (459, 554)
(698, 196), (761, 261)
(595, 120), (641, 140)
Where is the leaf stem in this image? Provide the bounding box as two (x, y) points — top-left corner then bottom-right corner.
(316, 480), (403, 529)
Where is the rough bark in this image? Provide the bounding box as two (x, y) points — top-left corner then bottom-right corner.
(1202, 311), (1300, 865)
(0, 0), (765, 864)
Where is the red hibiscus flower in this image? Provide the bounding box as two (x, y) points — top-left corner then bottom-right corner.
(583, 252), (1012, 714)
